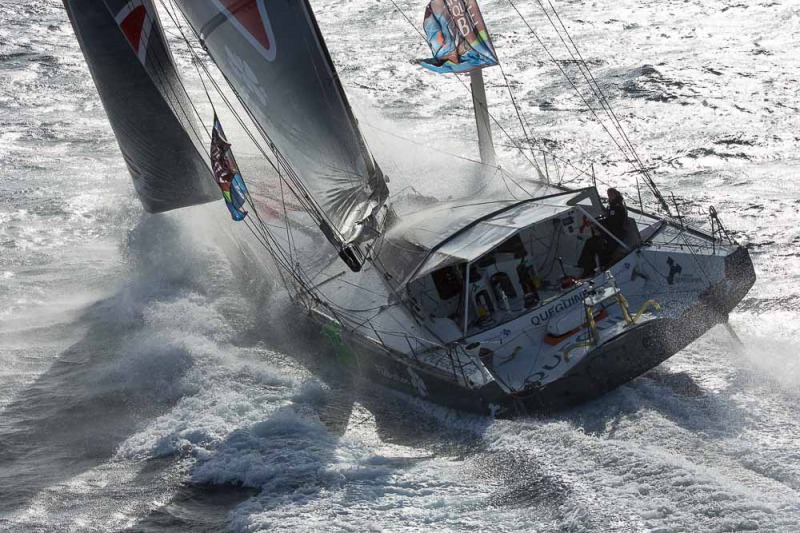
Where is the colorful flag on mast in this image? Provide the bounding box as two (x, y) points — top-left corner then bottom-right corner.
(421, 0), (499, 74)
(210, 115), (249, 221)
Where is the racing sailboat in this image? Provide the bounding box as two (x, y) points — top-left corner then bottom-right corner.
(63, 0), (755, 417)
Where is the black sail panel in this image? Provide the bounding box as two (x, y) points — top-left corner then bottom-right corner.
(173, 0), (389, 246)
(63, 0), (219, 213)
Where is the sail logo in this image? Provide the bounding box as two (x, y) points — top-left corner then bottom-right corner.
(213, 0), (277, 62)
(114, 0), (155, 66)
(225, 46), (268, 106)
(529, 290), (587, 327)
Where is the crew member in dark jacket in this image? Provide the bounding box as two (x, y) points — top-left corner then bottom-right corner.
(578, 188), (628, 278)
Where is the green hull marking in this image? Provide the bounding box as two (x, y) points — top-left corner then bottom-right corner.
(322, 322), (357, 367)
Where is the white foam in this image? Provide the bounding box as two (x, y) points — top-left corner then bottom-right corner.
(3, 0), (800, 530)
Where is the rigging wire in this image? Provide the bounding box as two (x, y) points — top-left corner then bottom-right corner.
(152, 26), (406, 333)
(157, 1), (338, 305)
(97, 1), (329, 307)
(160, 0), (348, 246)
(437, 0), (548, 180)
(542, 0), (665, 210)
(497, 61), (550, 180)
(98, 0), (212, 158)
(384, 0), (640, 200)
(387, 0), (546, 192)
(502, 0), (634, 169)
(497, 61), (547, 181)
(158, 0), (390, 321)
(509, 0), (671, 214)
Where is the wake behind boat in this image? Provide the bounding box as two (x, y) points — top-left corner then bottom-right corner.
(62, 0), (755, 417)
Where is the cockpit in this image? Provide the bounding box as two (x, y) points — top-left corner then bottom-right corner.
(378, 188), (641, 342)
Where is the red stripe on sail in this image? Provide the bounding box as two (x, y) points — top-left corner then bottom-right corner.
(218, 0), (271, 51)
(119, 6), (147, 51)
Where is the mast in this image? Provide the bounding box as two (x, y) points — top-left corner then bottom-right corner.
(470, 69), (497, 168)
(419, 0), (499, 167)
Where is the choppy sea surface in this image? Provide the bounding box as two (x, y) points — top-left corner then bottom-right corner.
(1, 0), (799, 531)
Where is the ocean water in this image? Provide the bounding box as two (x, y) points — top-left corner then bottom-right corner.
(1, 0), (799, 531)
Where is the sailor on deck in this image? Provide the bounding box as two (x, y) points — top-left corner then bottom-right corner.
(578, 188), (628, 278)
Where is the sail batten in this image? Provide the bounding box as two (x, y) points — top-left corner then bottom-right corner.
(173, 0), (389, 259)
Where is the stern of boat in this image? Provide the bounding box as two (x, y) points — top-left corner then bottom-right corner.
(509, 242), (756, 412)
(711, 244), (756, 315)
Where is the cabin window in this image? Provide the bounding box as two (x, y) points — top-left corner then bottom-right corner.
(431, 265), (463, 300)
(495, 234), (527, 258)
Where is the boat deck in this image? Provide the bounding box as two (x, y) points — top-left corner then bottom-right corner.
(306, 208), (737, 394)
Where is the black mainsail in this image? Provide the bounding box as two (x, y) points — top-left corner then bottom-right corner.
(172, 0), (389, 263)
(63, 0), (218, 213)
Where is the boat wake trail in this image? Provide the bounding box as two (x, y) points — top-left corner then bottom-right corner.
(0, 208), (298, 529)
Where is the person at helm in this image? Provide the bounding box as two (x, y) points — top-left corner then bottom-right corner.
(577, 188), (628, 278)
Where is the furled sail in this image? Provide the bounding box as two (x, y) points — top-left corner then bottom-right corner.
(172, 0), (390, 261)
(421, 0), (498, 74)
(63, 0), (219, 213)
